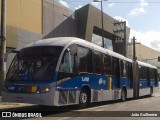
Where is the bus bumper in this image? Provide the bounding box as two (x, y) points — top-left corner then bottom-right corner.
(1, 88), (56, 106)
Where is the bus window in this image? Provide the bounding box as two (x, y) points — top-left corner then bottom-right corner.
(59, 45), (77, 73)
(150, 68), (155, 80)
(86, 49), (93, 73)
(77, 46), (92, 73)
(120, 60), (127, 78)
(112, 57), (120, 78)
(103, 54), (112, 75)
(150, 68), (158, 86)
(93, 51), (101, 74)
(127, 62), (132, 80)
(154, 69), (158, 86)
(59, 51), (71, 73)
(139, 66), (147, 79)
(7, 46), (63, 81)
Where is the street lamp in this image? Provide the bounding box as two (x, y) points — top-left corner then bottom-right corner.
(93, 0), (107, 48)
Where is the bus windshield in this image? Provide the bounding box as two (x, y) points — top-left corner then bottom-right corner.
(7, 46), (63, 81)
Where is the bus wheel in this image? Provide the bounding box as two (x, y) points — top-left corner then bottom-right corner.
(121, 88), (126, 102)
(79, 88), (90, 108)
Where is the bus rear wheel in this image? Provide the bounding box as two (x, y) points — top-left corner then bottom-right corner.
(79, 89), (90, 108)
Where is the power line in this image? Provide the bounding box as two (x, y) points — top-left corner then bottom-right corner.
(66, 0), (160, 3)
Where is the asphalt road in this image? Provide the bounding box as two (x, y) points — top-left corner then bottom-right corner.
(0, 91), (160, 120)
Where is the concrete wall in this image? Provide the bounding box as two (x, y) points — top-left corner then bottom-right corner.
(43, 0), (77, 39)
(0, 0), (43, 48)
(76, 4), (130, 56)
(2, 0), (77, 71)
(128, 44), (160, 72)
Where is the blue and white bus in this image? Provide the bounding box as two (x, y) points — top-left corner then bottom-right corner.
(2, 37), (159, 107)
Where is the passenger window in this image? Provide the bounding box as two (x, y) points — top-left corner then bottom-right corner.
(127, 62), (132, 80)
(103, 55), (112, 75)
(93, 51), (101, 74)
(112, 57), (120, 77)
(120, 60), (127, 77)
(77, 46), (93, 73)
(139, 66), (147, 79)
(150, 68), (155, 80)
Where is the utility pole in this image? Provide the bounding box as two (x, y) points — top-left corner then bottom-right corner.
(100, 1), (104, 48)
(0, 0), (6, 95)
(132, 36), (136, 61)
(93, 0), (107, 48)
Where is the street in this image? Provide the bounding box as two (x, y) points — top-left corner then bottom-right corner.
(0, 91), (160, 119)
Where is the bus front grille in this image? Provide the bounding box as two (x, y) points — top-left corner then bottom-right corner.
(92, 91), (98, 102)
(58, 90), (68, 105)
(58, 90), (77, 105)
(68, 90), (76, 104)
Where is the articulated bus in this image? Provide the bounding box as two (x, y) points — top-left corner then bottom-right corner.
(2, 37), (159, 107)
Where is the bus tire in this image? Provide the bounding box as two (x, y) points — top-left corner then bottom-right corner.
(121, 88), (127, 102)
(79, 88), (90, 108)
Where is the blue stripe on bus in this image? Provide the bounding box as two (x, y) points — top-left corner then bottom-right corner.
(139, 79), (150, 88)
(150, 79), (156, 87)
(57, 75), (132, 90)
(120, 77), (133, 88)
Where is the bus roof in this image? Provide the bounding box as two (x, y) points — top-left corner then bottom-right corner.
(24, 37), (132, 62)
(137, 61), (157, 69)
(24, 37), (156, 67)
(24, 37), (80, 48)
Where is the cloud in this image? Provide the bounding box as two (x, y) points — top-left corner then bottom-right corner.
(128, 0), (148, 16)
(114, 16), (130, 27)
(129, 8), (145, 15)
(130, 30), (160, 51)
(75, 5), (82, 10)
(140, 0), (148, 7)
(56, 0), (69, 8)
(150, 40), (160, 50)
(91, 2), (99, 7)
(108, 3), (115, 8)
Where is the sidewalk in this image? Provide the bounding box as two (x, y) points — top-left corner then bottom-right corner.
(0, 96), (32, 109)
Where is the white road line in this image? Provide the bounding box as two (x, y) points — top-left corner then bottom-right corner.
(56, 117), (71, 120)
(77, 104), (109, 111)
(97, 108), (105, 111)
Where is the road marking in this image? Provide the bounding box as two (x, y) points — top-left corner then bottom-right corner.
(57, 117), (70, 120)
(97, 108), (105, 111)
(77, 104), (109, 111)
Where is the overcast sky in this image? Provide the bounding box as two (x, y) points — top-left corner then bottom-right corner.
(55, 0), (160, 52)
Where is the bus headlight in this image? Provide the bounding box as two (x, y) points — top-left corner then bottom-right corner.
(44, 88), (50, 92)
(39, 87), (50, 93)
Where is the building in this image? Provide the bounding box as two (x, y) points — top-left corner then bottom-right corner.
(0, 0), (131, 71)
(128, 43), (160, 72)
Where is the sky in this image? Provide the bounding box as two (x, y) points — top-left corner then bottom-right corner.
(55, 0), (160, 52)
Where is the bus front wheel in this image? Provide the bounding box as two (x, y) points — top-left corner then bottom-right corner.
(79, 88), (90, 108)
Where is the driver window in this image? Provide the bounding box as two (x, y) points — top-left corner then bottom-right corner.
(59, 45), (77, 73)
(59, 51), (71, 73)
